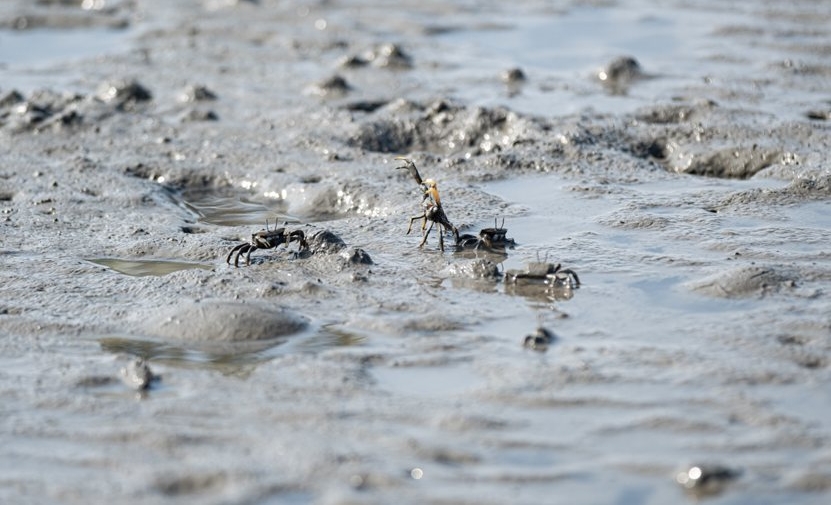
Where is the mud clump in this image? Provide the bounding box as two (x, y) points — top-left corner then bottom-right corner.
(145, 300), (307, 343)
(338, 42), (413, 69)
(0, 89), (85, 133)
(120, 358), (159, 391)
(685, 266), (797, 298)
(598, 56), (645, 95)
(348, 99), (528, 155)
(711, 174), (831, 210)
(305, 75), (352, 98)
(524, 326), (557, 352)
(96, 79), (152, 111)
(178, 84), (218, 103)
(341, 247), (373, 265)
(501, 67), (527, 84)
(449, 259), (501, 281)
(676, 464), (741, 498)
(636, 100), (717, 125)
(0, 80), (154, 133)
(682, 146), (784, 179)
(305, 229), (347, 255)
(305, 229), (373, 267)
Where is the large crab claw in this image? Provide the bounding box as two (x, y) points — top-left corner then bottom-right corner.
(394, 156), (423, 186)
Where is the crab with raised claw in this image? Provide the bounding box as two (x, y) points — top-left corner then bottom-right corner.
(225, 221), (308, 267)
(395, 156), (459, 251)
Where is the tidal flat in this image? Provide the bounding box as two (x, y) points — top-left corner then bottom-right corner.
(1, 1), (830, 503)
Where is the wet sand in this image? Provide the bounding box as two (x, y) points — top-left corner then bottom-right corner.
(1, 0), (830, 503)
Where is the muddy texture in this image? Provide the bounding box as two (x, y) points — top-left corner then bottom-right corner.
(145, 300), (308, 343)
(686, 266), (798, 298)
(1, 0), (831, 504)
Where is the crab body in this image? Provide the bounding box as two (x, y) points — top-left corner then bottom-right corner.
(506, 262), (580, 290)
(456, 219), (516, 252)
(225, 224), (308, 267)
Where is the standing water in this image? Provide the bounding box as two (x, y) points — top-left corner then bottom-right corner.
(0, 0), (829, 504)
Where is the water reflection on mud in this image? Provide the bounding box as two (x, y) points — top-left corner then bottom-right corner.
(87, 257), (213, 276)
(2, 0), (831, 503)
(176, 187), (295, 227)
(98, 322), (365, 373)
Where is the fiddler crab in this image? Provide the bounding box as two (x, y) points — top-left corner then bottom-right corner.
(505, 260), (581, 290)
(225, 220), (308, 267)
(395, 157), (459, 251)
(455, 218), (517, 252)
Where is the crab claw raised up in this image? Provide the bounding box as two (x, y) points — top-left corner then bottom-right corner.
(394, 156), (423, 186)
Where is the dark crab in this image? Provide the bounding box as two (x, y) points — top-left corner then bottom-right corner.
(395, 157), (459, 251)
(225, 222), (308, 267)
(456, 218), (516, 252)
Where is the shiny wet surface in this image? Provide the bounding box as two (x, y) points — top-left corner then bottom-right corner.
(1, 1), (830, 504)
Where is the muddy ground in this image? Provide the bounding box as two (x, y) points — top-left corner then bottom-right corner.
(1, 0), (830, 504)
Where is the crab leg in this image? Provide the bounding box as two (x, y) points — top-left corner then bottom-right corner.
(226, 243), (248, 265)
(407, 213), (425, 235)
(244, 245), (257, 266)
(419, 221), (435, 247)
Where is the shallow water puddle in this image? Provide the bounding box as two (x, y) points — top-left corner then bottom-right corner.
(781, 200), (831, 228)
(0, 28), (129, 67)
(177, 187), (296, 227)
(428, 3), (725, 116)
(176, 183), (359, 226)
(373, 363), (481, 398)
(98, 322), (360, 372)
(87, 257), (212, 277)
(483, 174), (609, 239)
(631, 276), (749, 314)
(0, 27), (133, 90)
(99, 336), (285, 369)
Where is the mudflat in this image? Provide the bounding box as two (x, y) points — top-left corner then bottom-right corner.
(1, 1), (830, 503)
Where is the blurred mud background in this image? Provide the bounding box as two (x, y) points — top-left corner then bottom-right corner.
(1, 0), (830, 503)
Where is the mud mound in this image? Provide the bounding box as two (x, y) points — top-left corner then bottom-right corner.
(145, 300), (307, 343)
(348, 99), (532, 155)
(712, 174), (831, 210)
(682, 146), (784, 179)
(685, 266), (797, 298)
(0, 80), (153, 133)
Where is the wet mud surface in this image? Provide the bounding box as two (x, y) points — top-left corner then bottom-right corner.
(1, 0), (830, 504)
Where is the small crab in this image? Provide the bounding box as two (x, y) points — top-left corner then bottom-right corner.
(395, 157), (459, 251)
(225, 221), (308, 267)
(505, 261), (580, 290)
(456, 218), (517, 252)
